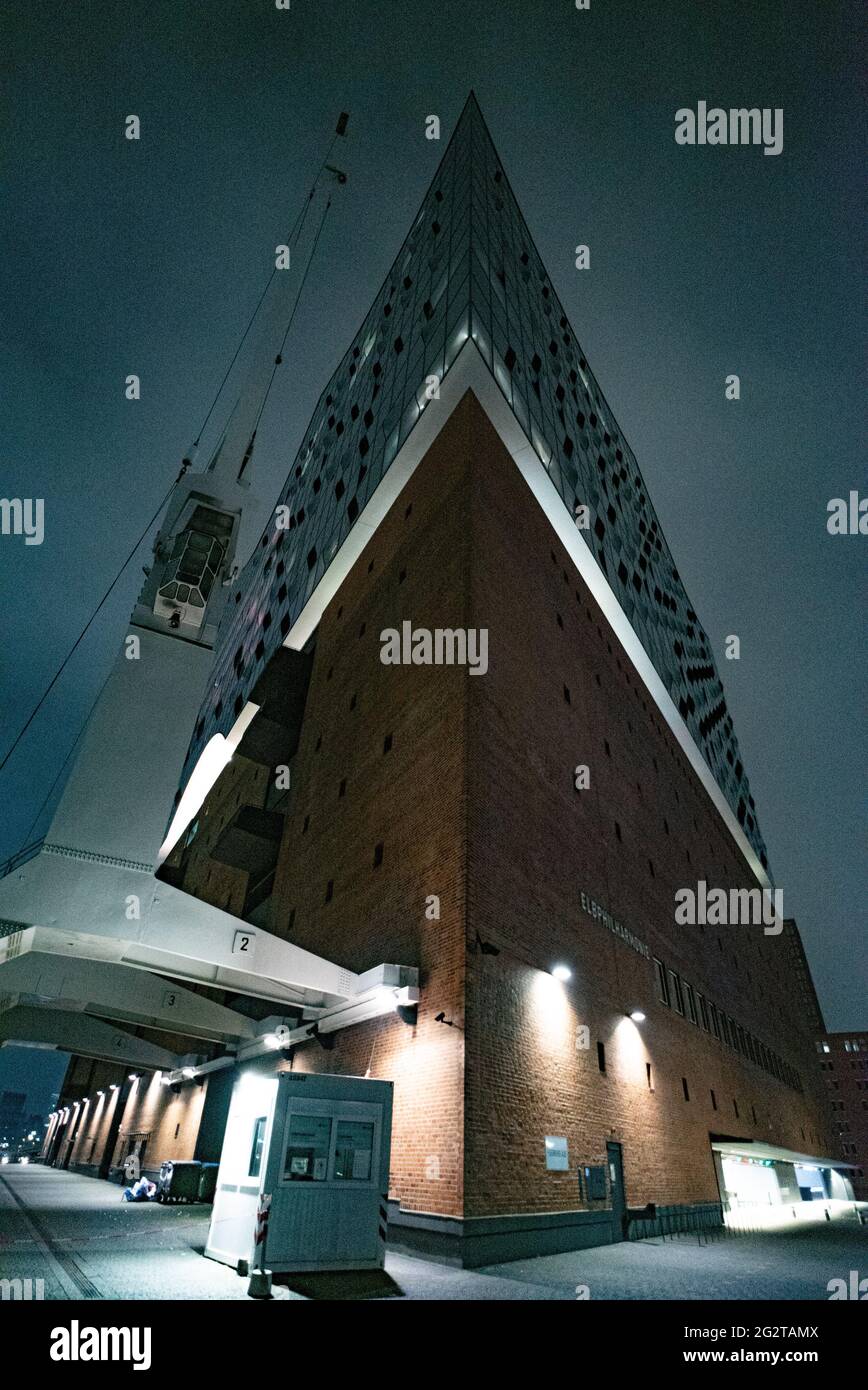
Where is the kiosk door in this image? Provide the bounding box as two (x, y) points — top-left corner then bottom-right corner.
(205, 1073), (278, 1269)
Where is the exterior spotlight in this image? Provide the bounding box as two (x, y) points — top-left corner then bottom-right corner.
(263, 1033), (281, 1050)
(96, 1090), (105, 1097)
(397, 1003), (418, 1027)
(628, 1010), (646, 1023)
(306, 1022), (335, 1051)
(181, 1067), (197, 1080)
(109, 1084), (119, 1092)
(551, 964), (572, 982)
(170, 1082), (182, 1095)
(128, 1074), (139, 1083)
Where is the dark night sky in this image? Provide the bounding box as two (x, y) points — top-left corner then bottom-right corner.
(0, 0), (864, 1057)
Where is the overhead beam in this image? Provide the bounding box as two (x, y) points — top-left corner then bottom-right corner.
(0, 1005), (178, 1069)
(0, 937), (257, 1043)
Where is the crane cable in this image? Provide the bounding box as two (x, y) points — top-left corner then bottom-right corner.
(0, 117), (349, 781)
(0, 465), (188, 777)
(251, 192), (334, 441)
(190, 121), (348, 451)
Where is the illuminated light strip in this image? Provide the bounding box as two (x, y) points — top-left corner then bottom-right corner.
(167, 342), (771, 891)
(158, 702), (259, 862)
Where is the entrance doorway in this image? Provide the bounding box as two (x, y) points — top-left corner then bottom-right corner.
(607, 1140), (627, 1239)
(121, 1132), (150, 1180)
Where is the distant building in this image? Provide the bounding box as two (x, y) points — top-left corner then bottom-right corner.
(817, 1032), (868, 1200)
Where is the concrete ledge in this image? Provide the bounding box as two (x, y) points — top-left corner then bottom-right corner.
(387, 1201), (617, 1268)
(386, 1199), (724, 1267)
(65, 1162), (102, 1180)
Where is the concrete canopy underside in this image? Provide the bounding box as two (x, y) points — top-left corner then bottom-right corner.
(711, 1137), (856, 1170)
(0, 895), (417, 1056)
(0, 1005), (177, 1069)
(0, 869), (418, 1059)
(0, 849), (360, 1009)
(0, 936), (258, 1043)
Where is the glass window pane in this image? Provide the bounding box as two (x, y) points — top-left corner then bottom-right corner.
(654, 958), (669, 1006)
(248, 1116), (266, 1178)
(331, 1120), (374, 1182)
(284, 1113), (331, 1181)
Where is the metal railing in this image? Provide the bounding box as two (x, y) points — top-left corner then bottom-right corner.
(627, 1202), (724, 1245)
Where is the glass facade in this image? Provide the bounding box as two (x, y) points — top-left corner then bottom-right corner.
(177, 95), (768, 869)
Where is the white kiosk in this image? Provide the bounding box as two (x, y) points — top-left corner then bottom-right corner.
(205, 1070), (393, 1274)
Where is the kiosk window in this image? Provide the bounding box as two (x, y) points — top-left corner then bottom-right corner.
(284, 1113), (331, 1181)
(332, 1120), (374, 1182)
(248, 1116), (267, 1178)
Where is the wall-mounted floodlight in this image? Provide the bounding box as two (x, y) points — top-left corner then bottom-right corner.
(551, 964), (572, 982)
(182, 1067), (197, 1080)
(628, 1009), (646, 1023)
(306, 1022), (335, 1051)
(378, 986), (401, 1011)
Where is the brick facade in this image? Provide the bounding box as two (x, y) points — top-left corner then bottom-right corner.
(62, 391), (839, 1241)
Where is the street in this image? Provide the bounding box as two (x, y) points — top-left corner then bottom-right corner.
(2, 1165), (866, 1302)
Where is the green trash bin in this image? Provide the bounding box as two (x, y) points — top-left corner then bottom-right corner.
(158, 1160), (201, 1204)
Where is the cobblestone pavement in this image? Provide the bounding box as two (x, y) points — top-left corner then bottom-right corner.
(1, 1165), (865, 1301)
